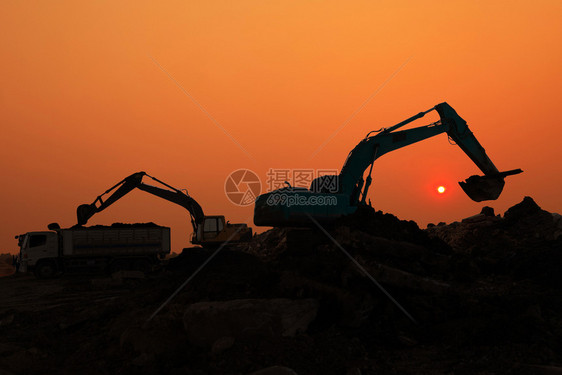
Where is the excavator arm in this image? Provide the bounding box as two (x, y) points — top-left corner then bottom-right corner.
(76, 172), (205, 233)
(435, 104), (522, 201)
(339, 102), (522, 204)
(254, 102), (522, 227)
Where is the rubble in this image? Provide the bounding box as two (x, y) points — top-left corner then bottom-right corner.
(248, 366), (298, 375)
(0, 196), (560, 374)
(182, 298), (318, 347)
(427, 196), (562, 286)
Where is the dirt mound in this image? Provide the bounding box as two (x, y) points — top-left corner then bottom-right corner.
(1, 197), (561, 374)
(427, 196), (562, 287)
(335, 205), (446, 248)
(72, 222), (164, 229)
(504, 195), (544, 220)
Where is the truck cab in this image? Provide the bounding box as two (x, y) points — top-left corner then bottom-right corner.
(17, 231), (58, 275)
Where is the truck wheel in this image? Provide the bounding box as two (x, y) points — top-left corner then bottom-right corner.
(35, 261), (57, 279)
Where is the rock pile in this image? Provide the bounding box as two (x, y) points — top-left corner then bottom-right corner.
(0, 197), (560, 375)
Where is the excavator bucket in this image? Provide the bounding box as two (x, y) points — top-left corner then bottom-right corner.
(77, 204), (97, 226)
(459, 175), (505, 202)
(459, 169), (523, 202)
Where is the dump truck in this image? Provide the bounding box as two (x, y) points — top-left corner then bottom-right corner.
(16, 224), (170, 278)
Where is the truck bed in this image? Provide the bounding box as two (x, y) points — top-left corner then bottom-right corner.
(61, 226), (171, 257)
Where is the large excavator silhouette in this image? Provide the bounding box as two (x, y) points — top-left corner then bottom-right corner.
(77, 172), (252, 247)
(254, 102), (522, 226)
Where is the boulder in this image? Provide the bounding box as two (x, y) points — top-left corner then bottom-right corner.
(462, 214), (487, 224)
(211, 336), (235, 355)
(504, 196), (542, 220)
(480, 206), (495, 217)
(183, 298), (318, 347)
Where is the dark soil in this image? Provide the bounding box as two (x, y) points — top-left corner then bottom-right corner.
(0, 197), (561, 375)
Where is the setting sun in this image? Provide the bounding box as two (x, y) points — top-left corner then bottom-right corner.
(0, 0), (560, 254)
(437, 186), (446, 194)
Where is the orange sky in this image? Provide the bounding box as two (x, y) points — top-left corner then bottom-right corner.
(1, 1), (561, 254)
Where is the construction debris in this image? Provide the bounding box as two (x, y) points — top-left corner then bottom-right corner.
(0, 197), (561, 374)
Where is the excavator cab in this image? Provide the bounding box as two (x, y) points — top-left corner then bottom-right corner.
(197, 216), (226, 242)
(192, 216), (252, 247)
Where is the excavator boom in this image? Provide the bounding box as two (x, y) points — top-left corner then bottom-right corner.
(254, 102), (522, 227)
(76, 172), (204, 231)
(76, 172), (251, 247)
